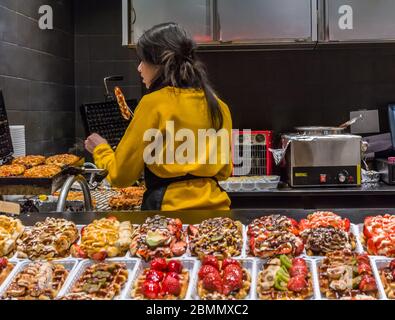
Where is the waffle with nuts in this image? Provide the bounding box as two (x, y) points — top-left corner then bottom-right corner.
(131, 258), (189, 300)
(16, 217), (79, 260)
(319, 250), (378, 299)
(0, 164), (25, 177)
(12, 155), (46, 168)
(130, 215), (186, 261)
(3, 262), (69, 300)
(257, 256), (313, 300)
(248, 215), (304, 258)
(0, 216), (24, 257)
(188, 218), (243, 259)
(45, 154), (80, 167)
(70, 217), (133, 260)
(23, 164), (62, 178)
(380, 259), (395, 299)
(67, 262), (128, 300)
(197, 256), (251, 300)
(299, 212), (355, 256)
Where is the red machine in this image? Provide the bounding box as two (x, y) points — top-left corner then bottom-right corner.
(232, 130), (273, 176)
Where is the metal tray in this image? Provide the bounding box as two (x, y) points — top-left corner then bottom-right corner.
(124, 258), (197, 300)
(191, 258), (255, 300)
(58, 258), (138, 300)
(0, 259), (79, 300)
(0, 164), (83, 195)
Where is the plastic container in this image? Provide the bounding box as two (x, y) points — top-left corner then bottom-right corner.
(0, 259), (79, 300)
(255, 257), (319, 300)
(123, 258), (197, 300)
(58, 258), (139, 300)
(191, 258), (256, 300)
(370, 257), (393, 300)
(315, 255), (386, 300)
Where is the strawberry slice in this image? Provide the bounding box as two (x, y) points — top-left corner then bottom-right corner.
(146, 270), (164, 282)
(222, 258), (240, 269)
(287, 275), (308, 292)
(167, 260), (183, 273)
(91, 250), (108, 261)
(198, 264), (220, 280)
(161, 274), (181, 296)
(151, 258), (167, 271)
(143, 280), (160, 299)
(202, 272), (223, 293)
(202, 256), (219, 270)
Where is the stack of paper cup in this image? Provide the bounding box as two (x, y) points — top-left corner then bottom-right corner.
(9, 125), (26, 157)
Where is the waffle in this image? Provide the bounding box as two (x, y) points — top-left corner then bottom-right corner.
(130, 215), (186, 261)
(16, 217), (79, 260)
(52, 191), (97, 208)
(45, 154), (80, 167)
(361, 214), (395, 257)
(0, 216), (24, 257)
(380, 264), (395, 299)
(131, 268), (189, 300)
(257, 258), (313, 300)
(114, 86), (131, 120)
(0, 164), (25, 177)
(198, 268), (251, 300)
(71, 218), (133, 259)
(12, 155), (45, 168)
(108, 195), (142, 210)
(188, 218), (243, 259)
(23, 164), (62, 178)
(69, 262), (128, 299)
(319, 250), (379, 299)
(59, 292), (97, 300)
(3, 262), (68, 300)
(301, 227), (356, 256)
(0, 260), (14, 286)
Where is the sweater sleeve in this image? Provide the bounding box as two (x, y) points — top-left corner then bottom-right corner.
(93, 96), (158, 187)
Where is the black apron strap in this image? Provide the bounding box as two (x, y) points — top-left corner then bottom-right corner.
(141, 166), (223, 211)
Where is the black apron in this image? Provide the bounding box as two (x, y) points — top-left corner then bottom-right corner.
(141, 165), (224, 211)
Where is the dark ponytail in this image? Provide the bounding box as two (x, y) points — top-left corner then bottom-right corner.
(136, 22), (223, 130)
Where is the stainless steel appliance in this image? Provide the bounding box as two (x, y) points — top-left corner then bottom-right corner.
(282, 133), (362, 187)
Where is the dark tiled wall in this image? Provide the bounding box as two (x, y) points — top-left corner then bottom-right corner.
(0, 0), (75, 155)
(199, 46), (395, 141)
(74, 0), (141, 141)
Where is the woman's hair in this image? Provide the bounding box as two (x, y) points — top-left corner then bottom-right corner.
(136, 22), (223, 130)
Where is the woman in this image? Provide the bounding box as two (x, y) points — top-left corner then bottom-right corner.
(85, 22), (233, 211)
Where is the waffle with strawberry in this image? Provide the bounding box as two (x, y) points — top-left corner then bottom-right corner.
(130, 215), (186, 261)
(0, 257), (14, 286)
(361, 214), (395, 257)
(131, 258), (189, 300)
(257, 255), (313, 300)
(379, 259), (395, 299)
(299, 211), (356, 256)
(319, 250), (378, 299)
(247, 215), (304, 258)
(197, 256), (251, 300)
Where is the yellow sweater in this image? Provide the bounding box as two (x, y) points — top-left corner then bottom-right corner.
(93, 86), (233, 211)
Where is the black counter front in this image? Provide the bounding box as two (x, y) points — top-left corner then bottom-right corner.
(16, 207), (395, 226)
(229, 182), (395, 209)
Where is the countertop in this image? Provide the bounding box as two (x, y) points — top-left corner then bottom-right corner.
(229, 182), (395, 197)
(14, 208), (395, 226)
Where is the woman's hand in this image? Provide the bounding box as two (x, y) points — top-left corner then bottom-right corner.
(85, 133), (108, 154)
